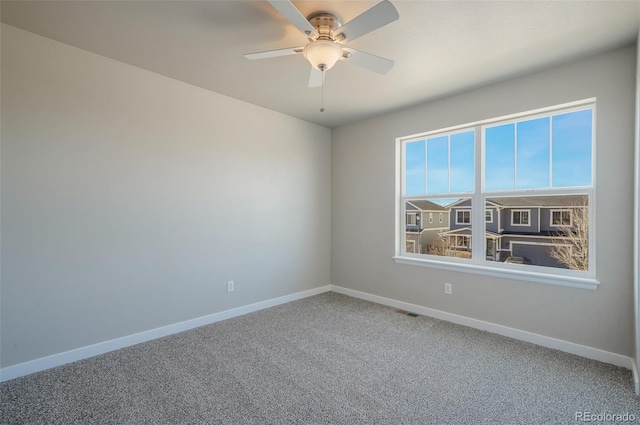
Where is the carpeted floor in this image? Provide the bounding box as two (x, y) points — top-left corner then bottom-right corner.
(1, 292), (638, 424)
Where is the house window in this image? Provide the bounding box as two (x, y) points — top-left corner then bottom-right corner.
(551, 210), (572, 227)
(397, 99), (596, 289)
(451, 235), (470, 248)
(511, 210), (530, 226)
(428, 212), (433, 223)
(406, 240), (416, 253)
(456, 210), (471, 225)
(439, 213), (443, 223)
(406, 213), (417, 226)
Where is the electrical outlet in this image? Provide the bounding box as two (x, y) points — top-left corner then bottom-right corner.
(444, 282), (452, 295)
(227, 280), (234, 292)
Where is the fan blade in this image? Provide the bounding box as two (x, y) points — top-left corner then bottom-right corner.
(244, 47), (303, 60)
(342, 48), (394, 74)
(334, 0), (398, 43)
(308, 67), (324, 87)
(267, 0), (319, 39)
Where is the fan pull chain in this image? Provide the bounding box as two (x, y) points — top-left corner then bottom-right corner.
(320, 69), (325, 113)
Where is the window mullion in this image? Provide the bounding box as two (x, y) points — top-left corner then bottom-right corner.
(398, 140), (407, 257)
(549, 117), (554, 187)
(472, 125), (484, 262)
(514, 123), (518, 189)
(447, 135), (451, 193)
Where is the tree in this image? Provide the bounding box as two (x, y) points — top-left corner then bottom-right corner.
(425, 235), (450, 256)
(548, 203), (589, 271)
(425, 235), (471, 259)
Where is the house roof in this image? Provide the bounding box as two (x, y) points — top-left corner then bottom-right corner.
(406, 200), (448, 212)
(487, 195), (587, 208)
(446, 198), (471, 209)
(417, 194), (587, 211)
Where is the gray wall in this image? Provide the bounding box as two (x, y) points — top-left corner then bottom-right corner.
(0, 25), (331, 368)
(332, 45), (637, 356)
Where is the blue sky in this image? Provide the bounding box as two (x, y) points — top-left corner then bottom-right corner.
(405, 109), (592, 196)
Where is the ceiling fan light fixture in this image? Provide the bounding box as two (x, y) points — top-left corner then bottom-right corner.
(303, 40), (342, 71)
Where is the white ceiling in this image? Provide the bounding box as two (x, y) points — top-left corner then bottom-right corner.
(2, 1), (639, 128)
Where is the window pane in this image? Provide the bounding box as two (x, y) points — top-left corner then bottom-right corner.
(450, 131), (475, 193)
(485, 124), (515, 191)
(404, 198), (470, 260)
(404, 201), (421, 254)
(426, 136), (449, 194)
(436, 198), (472, 259)
(485, 194), (588, 270)
(405, 140), (426, 195)
(552, 109), (592, 187)
(517, 117), (550, 189)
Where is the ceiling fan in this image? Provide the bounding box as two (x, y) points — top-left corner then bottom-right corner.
(245, 0), (399, 88)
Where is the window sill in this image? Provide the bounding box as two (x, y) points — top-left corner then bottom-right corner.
(392, 255), (599, 290)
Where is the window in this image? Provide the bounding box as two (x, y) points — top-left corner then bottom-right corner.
(406, 240), (416, 253)
(397, 99), (596, 289)
(429, 212), (433, 224)
(406, 213), (417, 226)
(511, 210), (530, 226)
(456, 210), (471, 224)
(551, 210), (572, 227)
(451, 235), (470, 248)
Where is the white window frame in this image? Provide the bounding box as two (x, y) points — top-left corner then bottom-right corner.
(456, 210), (471, 225)
(439, 213), (443, 223)
(429, 212), (434, 224)
(551, 209), (573, 227)
(406, 213), (417, 226)
(394, 98), (598, 290)
(511, 209), (530, 226)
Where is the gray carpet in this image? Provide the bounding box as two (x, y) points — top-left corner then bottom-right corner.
(1, 292), (638, 424)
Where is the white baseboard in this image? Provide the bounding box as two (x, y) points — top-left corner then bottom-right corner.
(330, 285), (635, 370)
(633, 361), (639, 396)
(0, 285), (332, 382)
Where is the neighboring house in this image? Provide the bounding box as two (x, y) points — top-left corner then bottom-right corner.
(440, 195), (587, 268)
(405, 200), (450, 253)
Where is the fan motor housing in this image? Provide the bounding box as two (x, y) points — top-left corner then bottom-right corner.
(307, 12), (343, 41)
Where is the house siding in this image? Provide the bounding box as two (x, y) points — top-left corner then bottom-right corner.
(486, 207), (500, 233)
